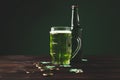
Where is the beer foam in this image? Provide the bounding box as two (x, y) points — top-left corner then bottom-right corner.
(50, 31), (71, 34)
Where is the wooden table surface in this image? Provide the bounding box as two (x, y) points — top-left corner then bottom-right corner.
(0, 55), (120, 80)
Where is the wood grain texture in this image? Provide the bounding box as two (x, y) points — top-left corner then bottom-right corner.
(0, 55), (120, 80)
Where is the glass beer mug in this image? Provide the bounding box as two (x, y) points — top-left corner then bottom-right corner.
(50, 27), (81, 66)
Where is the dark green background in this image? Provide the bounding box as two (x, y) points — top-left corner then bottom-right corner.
(0, 0), (120, 56)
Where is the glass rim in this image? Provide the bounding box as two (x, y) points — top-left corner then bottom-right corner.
(50, 26), (71, 31)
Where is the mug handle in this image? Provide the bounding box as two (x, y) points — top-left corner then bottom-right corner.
(71, 37), (81, 59)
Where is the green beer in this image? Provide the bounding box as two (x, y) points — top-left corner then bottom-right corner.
(50, 30), (72, 65)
